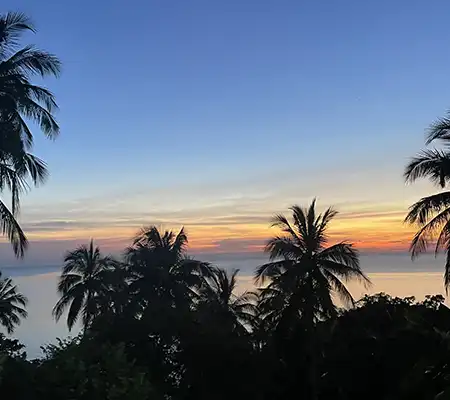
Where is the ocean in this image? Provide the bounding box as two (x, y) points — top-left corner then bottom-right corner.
(1, 252), (447, 358)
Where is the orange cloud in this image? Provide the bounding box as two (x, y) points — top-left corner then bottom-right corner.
(14, 203), (420, 255)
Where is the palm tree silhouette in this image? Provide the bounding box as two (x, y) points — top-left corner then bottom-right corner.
(0, 12), (61, 256)
(255, 200), (370, 400)
(126, 226), (210, 314)
(405, 112), (450, 290)
(256, 199), (370, 329)
(198, 267), (257, 333)
(0, 271), (27, 333)
(53, 240), (117, 331)
(0, 121), (49, 256)
(0, 12), (61, 145)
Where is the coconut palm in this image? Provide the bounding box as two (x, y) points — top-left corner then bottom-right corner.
(53, 240), (117, 331)
(0, 271), (27, 333)
(0, 12), (60, 257)
(198, 267), (257, 333)
(256, 199), (370, 329)
(0, 120), (48, 257)
(0, 11), (61, 146)
(255, 200), (370, 400)
(405, 111), (450, 291)
(126, 226), (210, 312)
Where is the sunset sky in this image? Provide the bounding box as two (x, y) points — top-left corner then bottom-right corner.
(4, 0), (450, 264)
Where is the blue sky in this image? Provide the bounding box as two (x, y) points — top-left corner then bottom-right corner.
(2, 0), (450, 262)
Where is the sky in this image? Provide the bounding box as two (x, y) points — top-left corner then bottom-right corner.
(2, 0), (450, 265)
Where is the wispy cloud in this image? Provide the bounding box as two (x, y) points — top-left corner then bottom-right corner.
(14, 201), (416, 255)
(10, 165), (434, 261)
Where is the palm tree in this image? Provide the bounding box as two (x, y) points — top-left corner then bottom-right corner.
(0, 271), (27, 333)
(53, 240), (117, 331)
(0, 121), (48, 257)
(256, 199), (370, 329)
(0, 12), (61, 257)
(405, 111), (450, 291)
(0, 12), (61, 145)
(255, 200), (370, 400)
(198, 267), (257, 333)
(125, 226), (210, 313)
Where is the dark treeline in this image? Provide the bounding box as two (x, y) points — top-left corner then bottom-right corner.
(1, 211), (450, 400)
(3, 9), (450, 400)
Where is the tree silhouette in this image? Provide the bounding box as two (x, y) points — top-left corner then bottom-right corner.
(255, 200), (370, 400)
(197, 267), (257, 332)
(256, 199), (370, 330)
(405, 111), (450, 290)
(0, 12), (61, 144)
(125, 226), (210, 318)
(53, 240), (117, 331)
(0, 272), (27, 333)
(0, 12), (61, 257)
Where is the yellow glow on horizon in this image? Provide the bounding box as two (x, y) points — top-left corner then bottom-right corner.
(236, 272), (447, 303)
(16, 204), (420, 254)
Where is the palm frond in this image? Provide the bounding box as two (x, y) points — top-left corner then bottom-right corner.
(427, 112), (450, 144)
(312, 269), (338, 319)
(20, 83), (58, 112)
(172, 227), (188, 255)
(0, 198), (27, 257)
(321, 269), (355, 308)
(255, 259), (294, 285)
(6, 111), (34, 149)
(132, 225), (162, 248)
(2, 44), (61, 77)
(264, 236), (303, 261)
(270, 213), (303, 246)
(404, 149), (450, 188)
(0, 161), (28, 214)
(65, 293), (84, 331)
(52, 295), (69, 323)
(62, 246), (90, 274)
(320, 259), (371, 287)
(16, 152), (48, 186)
(318, 242), (360, 270)
(315, 206), (338, 248)
(18, 95), (59, 137)
(405, 191), (450, 225)
(436, 219), (450, 254)
(56, 273), (82, 295)
(306, 198), (317, 237)
(289, 205), (308, 240)
(0, 274), (27, 333)
(407, 204), (450, 258)
(0, 12), (34, 57)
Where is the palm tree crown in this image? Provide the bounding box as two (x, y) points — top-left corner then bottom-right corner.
(53, 240), (116, 331)
(126, 226), (210, 310)
(405, 111), (450, 291)
(256, 200), (370, 329)
(0, 271), (27, 334)
(198, 267), (257, 332)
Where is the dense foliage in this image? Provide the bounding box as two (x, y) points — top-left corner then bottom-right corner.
(1, 208), (450, 400)
(2, 291), (450, 399)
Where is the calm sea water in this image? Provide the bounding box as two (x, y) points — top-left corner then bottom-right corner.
(1, 252), (447, 358)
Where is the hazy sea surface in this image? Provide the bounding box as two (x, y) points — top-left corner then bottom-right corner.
(1, 253), (447, 358)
